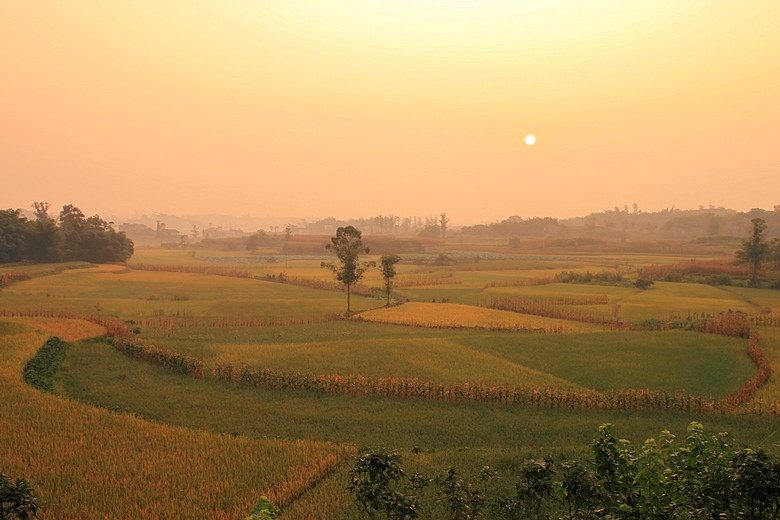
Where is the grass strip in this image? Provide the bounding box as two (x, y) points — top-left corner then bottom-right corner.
(22, 336), (68, 393)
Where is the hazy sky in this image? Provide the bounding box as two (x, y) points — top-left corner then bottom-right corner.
(2, 1), (778, 224)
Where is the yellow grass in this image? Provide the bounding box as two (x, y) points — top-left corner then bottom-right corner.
(359, 302), (603, 333)
(0, 322), (350, 518)
(9, 317), (107, 342)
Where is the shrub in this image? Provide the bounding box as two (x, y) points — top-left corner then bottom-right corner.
(0, 473), (38, 520)
(634, 278), (654, 290)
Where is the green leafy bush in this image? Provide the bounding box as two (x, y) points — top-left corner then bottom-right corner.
(0, 473), (37, 520)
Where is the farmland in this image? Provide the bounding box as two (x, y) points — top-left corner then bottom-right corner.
(2, 244), (780, 518)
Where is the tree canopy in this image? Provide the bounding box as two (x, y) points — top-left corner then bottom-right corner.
(321, 226), (373, 312)
(735, 218), (769, 286)
(0, 204), (134, 265)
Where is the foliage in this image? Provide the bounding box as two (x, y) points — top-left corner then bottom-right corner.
(349, 424), (780, 520)
(0, 203), (133, 264)
(634, 277), (654, 290)
(245, 496), (279, 519)
(432, 466), (491, 520)
(0, 473), (37, 520)
(0, 210), (28, 264)
(22, 336), (69, 393)
(380, 253), (402, 307)
(321, 226), (375, 312)
(736, 218), (770, 286)
(349, 447), (419, 519)
(555, 270), (624, 285)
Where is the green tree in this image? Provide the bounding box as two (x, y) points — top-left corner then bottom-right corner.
(735, 218), (769, 286)
(0, 209), (28, 264)
(321, 226), (374, 313)
(379, 253), (401, 307)
(0, 473), (38, 519)
(25, 217), (64, 263)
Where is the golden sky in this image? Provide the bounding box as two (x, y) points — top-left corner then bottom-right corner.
(2, 1), (778, 224)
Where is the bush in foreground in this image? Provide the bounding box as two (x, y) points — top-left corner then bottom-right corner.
(350, 423), (780, 519)
(0, 473), (37, 520)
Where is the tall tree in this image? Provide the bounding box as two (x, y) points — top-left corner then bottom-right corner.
(735, 218), (769, 286)
(439, 213), (450, 240)
(379, 253), (401, 307)
(32, 202), (51, 221)
(321, 226), (374, 313)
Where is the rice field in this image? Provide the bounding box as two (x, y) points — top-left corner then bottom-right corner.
(0, 323), (349, 519)
(2, 248), (780, 518)
(358, 301), (604, 332)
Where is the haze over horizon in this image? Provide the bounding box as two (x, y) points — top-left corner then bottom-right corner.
(2, 2), (778, 224)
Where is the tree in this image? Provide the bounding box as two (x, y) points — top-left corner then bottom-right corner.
(321, 226), (374, 313)
(735, 218), (769, 286)
(0, 209), (28, 264)
(634, 277), (654, 290)
(379, 253), (401, 307)
(439, 213), (450, 240)
(245, 232), (263, 252)
(31, 202), (50, 221)
(191, 225), (200, 241)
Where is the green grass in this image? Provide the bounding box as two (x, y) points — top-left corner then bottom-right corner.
(141, 320), (753, 397)
(58, 338), (780, 453)
(458, 330), (753, 397)
(617, 282), (756, 321)
(2, 267), (382, 319)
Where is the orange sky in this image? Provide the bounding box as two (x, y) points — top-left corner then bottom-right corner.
(2, 1), (778, 224)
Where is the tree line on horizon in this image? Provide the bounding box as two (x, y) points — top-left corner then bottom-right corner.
(0, 202), (134, 264)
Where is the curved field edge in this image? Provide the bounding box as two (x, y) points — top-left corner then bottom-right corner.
(356, 301), (605, 333)
(0, 322), (351, 519)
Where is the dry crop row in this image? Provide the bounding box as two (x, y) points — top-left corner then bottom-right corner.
(0, 271), (31, 288)
(127, 263), (253, 278)
(751, 314), (780, 327)
(211, 363), (726, 414)
(0, 309), (205, 378)
(641, 260), (749, 279)
(267, 275), (372, 295)
(135, 315), (343, 330)
(484, 297), (615, 324)
(351, 314), (565, 334)
(483, 277), (556, 288)
(7, 308), (774, 417)
(394, 273), (462, 288)
(208, 329), (772, 415)
(723, 332), (772, 411)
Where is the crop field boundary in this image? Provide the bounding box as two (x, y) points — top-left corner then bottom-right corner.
(8, 308), (774, 417)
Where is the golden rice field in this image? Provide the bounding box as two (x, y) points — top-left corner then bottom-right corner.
(0, 322), (351, 519)
(9, 317), (107, 342)
(3, 248), (780, 518)
(358, 302), (604, 333)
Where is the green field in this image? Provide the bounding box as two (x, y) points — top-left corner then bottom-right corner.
(2, 248), (780, 518)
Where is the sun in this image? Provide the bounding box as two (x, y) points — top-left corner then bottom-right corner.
(525, 135), (536, 146)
